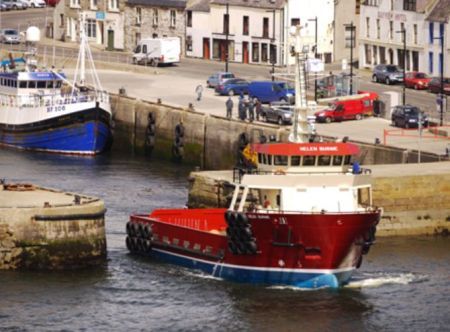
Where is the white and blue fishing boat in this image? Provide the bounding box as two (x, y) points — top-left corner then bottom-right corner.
(0, 15), (112, 155)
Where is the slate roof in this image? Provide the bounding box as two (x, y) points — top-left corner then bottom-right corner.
(187, 0), (210, 11)
(210, 0), (284, 10)
(127, 0), (187, 8)
(426, 0), (450, 22)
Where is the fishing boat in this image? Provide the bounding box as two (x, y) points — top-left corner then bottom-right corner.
(0, 14), (112, 155)
(125, 27), (382, 288)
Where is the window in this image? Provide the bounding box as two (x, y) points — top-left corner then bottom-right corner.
(413, 24), (417, 44)
(389, 21), (393, 39)
(332, 156), (343, 166)
(263, 17), (269, 38)
(86, 19), (96, 38)
(261, 43), (268, 62)
(29, 81), (36, 88)
(108, 0), (118, 10)
(302, 156), (316, 166)
(355, 0), (361, 14)
(187, 10), (192, 27)
(345, 26), (354, 48)
(291, 156), (301, 166)
(429, 22), (434, 43)
(291, 18), (300, 26)
(59, 14), (64, 27)
(440, 23), (444, 45)
(428, 52), (433, 73)
(366, 17), (370, 38)
(135, 32), (141, 46)
(170, 10), (176, 28)
(243, 16), (249, 35)
(318, 155), (331, 166)
(252, 42), (259, 62)
(390, 0), (394, 10)
(376, 19), (380, 39)
(152, 9), (158, 26)
(19, 81), (26, 88)
(274, 155), (288, 166)
(400, 23), (405, 42)
(403, 0), (416, 11)
(90, 0), (97, 9)
(136, 7), (141, 25)
(70, 0), (80, 7)
(186, 35), (192, 51)
(222, 13), (230, 34)
(439, 52), (443, 75)
(37, 81), (46, 89)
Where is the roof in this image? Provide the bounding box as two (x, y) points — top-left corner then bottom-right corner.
(426, 0), (450, 22)
(210, 0), (284, 10)
(127, 0), (187, 8)
(250, 142), (360, 156)
(186, 0), (210, 11)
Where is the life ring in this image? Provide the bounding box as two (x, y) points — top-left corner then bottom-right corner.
(143, 224), (152, 239)
(126, 222), (132, 236)
(237, 212), (249, 227)
(142, 239), (152, 253)
(131, 237), (139, 252)
(239, 225), (253, 240)
(228, 241), (238, 255)
(245, 240), (258, 254)
(132, 223), (140, 238)
(125, 236), (133, 252)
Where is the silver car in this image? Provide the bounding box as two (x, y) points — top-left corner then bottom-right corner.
(372, 64), (404, 85)
(1, 29), (20, 44)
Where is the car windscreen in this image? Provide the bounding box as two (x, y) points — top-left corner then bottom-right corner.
(222, 74), (235, 79)
(386, 66), (399, 72)
(416, 73), (428, 78)
(404, 108), (419, 115)
(4, 30), (18, 36)
(277, 82), (290, 89)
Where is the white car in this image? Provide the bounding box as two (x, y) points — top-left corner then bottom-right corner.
(24, 0), (46, 7)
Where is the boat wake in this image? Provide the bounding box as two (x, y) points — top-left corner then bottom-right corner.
(345, 272), (426, 289)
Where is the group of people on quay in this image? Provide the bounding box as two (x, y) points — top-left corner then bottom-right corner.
(226, 94), (262, 122)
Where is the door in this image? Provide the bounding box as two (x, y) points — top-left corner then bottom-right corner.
(107, 29), (114, 51)
(203, 38), (210, 59)
(242, 42), (249, 64)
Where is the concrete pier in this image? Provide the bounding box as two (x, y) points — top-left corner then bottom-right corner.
(187, 163), (450, 237)
(0, 183), (106, 270)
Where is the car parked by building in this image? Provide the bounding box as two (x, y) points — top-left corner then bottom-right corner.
(0, 0), (12, 10)
(314, 92), (378, 123)
(3, 0), (26, 9)
(0, 29), (20, 44)
(260, 102), (294, 125)
(248, 81), (295, 104)
(391, 105), (428, 129)
(404, 72), (431, 90)
(23, 0), (45, 7)
(215, 78), (249, 96)
(372, 64), (404, 85)
(427, 77), (450, 95)
(206, 72), (235, 88)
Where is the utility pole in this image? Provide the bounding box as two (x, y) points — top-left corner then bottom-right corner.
(397, 28), (406, 105)
(308, 17), (318, 101)
(344, 22), (355, 95)
(271, 10), (275, 81)
(225, 2), (229, 72)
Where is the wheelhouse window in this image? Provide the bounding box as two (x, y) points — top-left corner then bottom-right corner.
(28, 81), (36, 88)
(274, 155), (288, 166)
(46, 81), (54, 88)
(332, 155), (343, 166)
(302, 156), (316, 166)
(37, 81), (46, 89)
(318, 155), (331, 166)
(344, 155), (352, 165)
(19, 81), (26, 88)
(291, 156), (301, 166)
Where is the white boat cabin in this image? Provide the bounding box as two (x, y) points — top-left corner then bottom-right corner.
(230, 142), (374, 214)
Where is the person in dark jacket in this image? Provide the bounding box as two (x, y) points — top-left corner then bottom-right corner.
(248, 99), (255, 122)
(255, 99), (262, 121)
(226, 97), (233, 119)
(238, 96), (246, 121)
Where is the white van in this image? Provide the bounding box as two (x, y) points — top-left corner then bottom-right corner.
(132, 37), (181, 66)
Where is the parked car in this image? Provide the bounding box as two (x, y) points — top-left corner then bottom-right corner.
(391, 105), (428, 129)
(314, 92), (378, 123)
(0, 29), (20, 44)
(0, 0), (12, 10)
(3, 0), (26, 9)
(23, 0), (46, 7)
(248, 81), (295, 104)
(404, 72), (431, 90)
(215, 78), (249, 96)
(44, 0), (59, 6)
(18, 0), (28, 8)
(206, 72), (235, 88)
(427, 77), (450, 95)
(132, 37), (180, 66)
(261, 102), (294, 125)
(372, 64), (404, 85)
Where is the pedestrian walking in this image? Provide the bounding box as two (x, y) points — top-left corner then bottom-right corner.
(248, 99), (255, 122)
(255, 99), (262, 121)
(195, 84), (203, 101)
(226, 97), (233, 119)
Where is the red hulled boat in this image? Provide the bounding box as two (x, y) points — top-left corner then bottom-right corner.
(126, 27), (382, 288)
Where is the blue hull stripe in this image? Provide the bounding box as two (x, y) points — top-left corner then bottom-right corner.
(0, 120), (111, 154)
(150, 248), (355, 289)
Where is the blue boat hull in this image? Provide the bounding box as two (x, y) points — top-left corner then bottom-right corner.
(149, 248), (354, 289)
(0, 108), (112, 155)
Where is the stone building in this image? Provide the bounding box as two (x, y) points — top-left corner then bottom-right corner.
(334, 0), (362, 64)
(124, 0), (187, 53)
(64, 0), (126, 50)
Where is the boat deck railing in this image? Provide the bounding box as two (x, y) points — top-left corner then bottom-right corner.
(0, 90), (110, 108)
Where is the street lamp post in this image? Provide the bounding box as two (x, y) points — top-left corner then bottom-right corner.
(225, 2), (229, 72)
(266, 9), (276, 81)
(344, 22), (355, 95)
(433, 33), (445, 126)
(396, 28), (406, 105)
(308, 17), (318, 101)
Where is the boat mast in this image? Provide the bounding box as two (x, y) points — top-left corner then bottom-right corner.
(290, 25), (310, 143)
(79, 12), (86, 86)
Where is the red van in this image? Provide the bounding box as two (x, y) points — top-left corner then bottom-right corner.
(314, 92), (378, 123)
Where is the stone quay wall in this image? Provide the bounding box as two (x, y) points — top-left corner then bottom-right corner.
(0, 189), (106, 270)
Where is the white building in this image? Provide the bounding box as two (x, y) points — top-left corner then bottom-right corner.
(284, 0), (335, 65)
(359, 0), (450, 77)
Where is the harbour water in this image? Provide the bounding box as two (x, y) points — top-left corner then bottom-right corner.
(0, 150), (448, 331)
